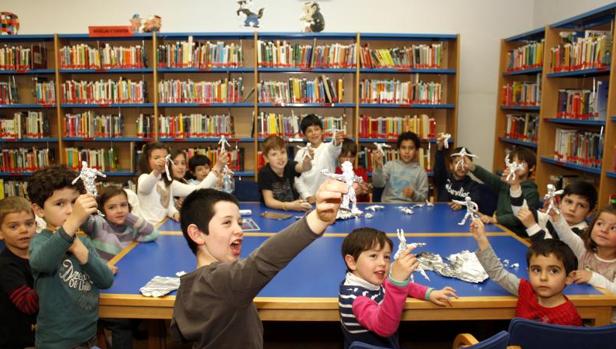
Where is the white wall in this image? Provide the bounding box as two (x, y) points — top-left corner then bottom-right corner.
(2, 0), (538, 169)
(533, 0), (615, 27)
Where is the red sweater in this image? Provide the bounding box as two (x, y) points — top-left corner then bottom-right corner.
(515, 279), (582, 326)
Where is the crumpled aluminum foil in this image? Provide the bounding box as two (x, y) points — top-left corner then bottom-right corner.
(139, 276), (181, 297)
(417, 250), (488, 283)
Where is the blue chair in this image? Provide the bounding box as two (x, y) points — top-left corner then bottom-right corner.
(349, 341), (392, 349)
(507, 317), (616, 349)
(233, 178), (260, 202)
(452, 331), (509, 349)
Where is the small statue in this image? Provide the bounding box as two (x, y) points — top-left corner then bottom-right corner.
(72, 161), (106, 196)
(218, 135), (231, 152)
(142, 15), (161, 33)
(450, 147), (477, 172)
(373, 142), (391, 157)
(398, 206), (414, 215)
(296, 143), (313, 161)
(130, 14), (143, 33)
(321, 161), (362, 215)
(504, 154), (525, 182)
(164, 154), (174, 181)
(0, 12), (20, 35)
(222, 166), (235, 194)
(237, 0), (264, 28)
(394, 229), (429, 281)
(441, 133), (452, 149)
(544, 184), (564, 216)
(299, 1), (325, 32)
(452, 196), (479, 226)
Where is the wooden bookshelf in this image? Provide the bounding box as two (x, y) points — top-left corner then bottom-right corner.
(500, 3), (616, 206)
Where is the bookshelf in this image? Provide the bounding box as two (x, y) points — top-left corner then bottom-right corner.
(1, 31), (459, 195)
(498, 3), (616, 207)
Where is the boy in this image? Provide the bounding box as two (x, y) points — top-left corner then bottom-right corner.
(188, 154), (212, 185)
(372, 131), (428, 203)
(170, 179), (347, 348)
(513, 180), (597, 241)
(294, 114), (344, 203)
(258, 135), (312, 211)
(336, 138), (370, 202)
(471, 219), (581, 326)
(433, 135), (485, 210)
(27, 166), (114, 348)
(467, 148), (540, 236)
(0, 197), (38, 349)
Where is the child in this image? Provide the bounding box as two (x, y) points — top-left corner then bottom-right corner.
(339, 228), (457, 349)
(187, 154), (212, 185)
(137, 142), (227, 224)
(258, 135), (313, 211)
(513, 180), (597, 242)
(170, 179), (347, 348)
(466, 148), (540, 236)
(27, 166), (115, 348)
(550, 205), (616, 304)
(170, 149), (190, 209)
(336, 138), (370, 202)
(372, 131), (429, 203)
(471, 219), (582, 326)
(433, 135), (485, 210)
(294, 114), (343, 204)
(0, 197), (38, 349)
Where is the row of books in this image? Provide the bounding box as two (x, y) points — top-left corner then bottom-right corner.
(65, 112), (124, 138)
(0, 147), (54, 172)
(506, 40), (544, 71)
(550, 30), (611, 72)
(159, 113), (234, 138)
(358, 147), (432, 172)
(504, 113), (538, 142)
(556, 80), (608, 119)
(257, 40), (356, 68)
(65, 147), (119, 172)
(257, 77), (343, 104)
(0, 179), (27, 199)
(252, 112), (346, 138)
(59, 43), (147, 69)
(501, 76), (541, 106)
(359, 78), (442, 104)
(136, 114), (154, 138)
(0, 111), (50, 139)
(359, 43), (443, 69)
(62, 79), (145, 104)
(0, 45), (47, 71)
(184, 146), (243, 172)
(158, 39), (243, 68)
(553, 128), (603, 168)
(158, 78), (243, 104)
(35, 79), (56, 105)
(0, 78), (18, 104)
(358, 114), (436, 139)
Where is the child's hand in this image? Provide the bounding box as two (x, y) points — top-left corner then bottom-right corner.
(501, 168), (521, 187)
(152, 158), (165, 176)
(479, 213), (496, 225)
(429, 287), (458, 307)
(314, 178), (347, 224)
(356, 182), (371, 196)
(470, 218), (489, 251)
(171, 212), (180, 222)
(64, 194), (98, 234)
(436, 133), (446, 151)
(390, 245), (419, 282)
(302, 150), (313, 171)
(403, 186), (414, 199)
(305, 196), (316, 204)
(334, 130), (345, 146)
(516, 207), (536, 228)
(291, 199), (312, 211)
(448, 201), (462, 210)
(108, 263), (118, 275)
(373, 150), (384, 168)
(571, 270), (593, 284)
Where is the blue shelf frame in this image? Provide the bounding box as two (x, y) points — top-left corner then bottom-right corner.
(258, 67), (356, 73)
(360, 33), (457, 41)
(505, 27), (545, 42)
(358, 137), (453, 144)
(258, 102), (354, 108)
(235, 171), (254, 177)
(607, 171), (616, 179)
(158, 67), (253, 73)
(360, 68), (456, 75)
(503, 67), (542, 76)
(103, 171), (135, 177)
(550, 2), (616, 29)
(0, 171), (33, 177)
(545, 118), (605, 126)
(0, 137), (58, 143)
(500, 105), (540, 111)
(360, 103), (455, 109)
(58, 33), (153, 40)
(158, 102), (253, 108)
(0, 69), (55, 75)
(156, 32), (254, 40)
(547, 68), (610, 78)
(0, 34), (54, 42)
(60, 68), (153, 74)
(0, 104), (56, 109)
(63, 137), (150, 142)
(368, 171), (434, 177)
(61, 103), (154, 108)
(612, 116), (616, 122)
(499, 137), (537, 149)
(159, 137), (255, 143)
(258, 32), (356, 40)
(541, 157), (601, 175)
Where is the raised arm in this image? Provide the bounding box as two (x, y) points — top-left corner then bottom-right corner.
(551, 213), (587, 260)
(137, 172), (160, 195)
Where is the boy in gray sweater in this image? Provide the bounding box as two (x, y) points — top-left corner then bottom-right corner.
(170, 179), (347, 348)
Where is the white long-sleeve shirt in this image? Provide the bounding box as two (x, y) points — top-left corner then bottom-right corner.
(293, 141), (341, 199)
(137, 170), (220, 224)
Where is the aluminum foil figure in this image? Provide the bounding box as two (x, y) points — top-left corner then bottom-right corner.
(321, 161), (362, 215)
(441, 133), (452, 149)
(504, 154), (525, 182)
(452, 196), (479, 226)
(164, 154), (174, 181)
(296, 143), (313, 161)
(417, 250), (488, 283)
(72, 161), (106, 196)
(544, 184), (564, 216)
(450, 147), (477, 172)
(394, 229), (429, 281)
(373, 142), (391, 157)
(365, 205), (384, 212)
(398, 206), (414, 215)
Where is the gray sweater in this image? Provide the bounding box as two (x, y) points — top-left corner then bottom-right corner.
(372, 160), (429, 202)
(170, 217), (320, 349)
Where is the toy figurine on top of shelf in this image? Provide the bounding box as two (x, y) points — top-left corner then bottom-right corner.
(237, 0), (264, 28)
(0, 12), (19, 35)
(300, 1), (324, 33)
(544, 184), (564, 216)
(321, 160), (363, 215)
(450, 147), (476, 172)
(129, 14), (161, 33)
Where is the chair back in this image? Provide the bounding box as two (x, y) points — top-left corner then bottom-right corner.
(349, 341), (392, 349)
(508, 317), (616, 349)
(452, 331), (509, 349)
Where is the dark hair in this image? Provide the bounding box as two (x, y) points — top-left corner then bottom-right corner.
(139, 142), (171, 185)
(510, 148), (536, 174)
(97, 185), (129, 214)
(397, 131), (420, 150)
(262, 135), (287, 156)
(27, 165), (85, 208)
(563, 180), (598, 212)
(180, 188), (240, 255)
(300, 114), (323, 134)
(341, 228), (393, 271)
(526, 239), (578, 275)
(188, 154), (211, 173)
(583, 205), (616, 254)
(340, 138), (357, 157)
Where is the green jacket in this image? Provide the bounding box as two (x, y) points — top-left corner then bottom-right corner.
(29, 227), (114, 349)
(472, 165), (540, 236)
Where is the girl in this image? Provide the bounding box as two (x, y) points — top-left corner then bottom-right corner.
(552, 205), (616, 297)
(137, 142), (227, 224)
(338, 228), (457, 349)
(170, 149), (189, 210)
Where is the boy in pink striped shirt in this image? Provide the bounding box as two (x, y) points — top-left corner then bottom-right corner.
(338, 228), (457, 349)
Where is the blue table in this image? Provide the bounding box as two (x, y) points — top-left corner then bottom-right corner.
(101, 207), (616, 325)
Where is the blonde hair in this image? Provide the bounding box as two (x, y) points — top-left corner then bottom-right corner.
(0, 196), (33, 225)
